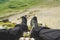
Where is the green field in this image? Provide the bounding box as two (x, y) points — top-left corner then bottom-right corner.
(0, 0), (60, 17)
(0, 0), (39, 17)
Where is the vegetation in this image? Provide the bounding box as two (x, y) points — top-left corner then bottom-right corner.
(0, 0), (60, 17)
(0, 0), (37, 17)
(0, 21), (16, 29)
(0, 0), (60, 29)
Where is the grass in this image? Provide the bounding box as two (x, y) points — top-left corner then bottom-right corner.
(0, 0), (60, 17)
(0, 0), (36, 17)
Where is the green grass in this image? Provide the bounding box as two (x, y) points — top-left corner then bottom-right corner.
(0, 0), (36, 17)
(0, 0), (60, 17)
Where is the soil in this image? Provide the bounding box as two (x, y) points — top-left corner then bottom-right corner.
(8, 6), (60, 29)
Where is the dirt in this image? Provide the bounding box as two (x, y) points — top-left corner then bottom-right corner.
(8, 6), (60, 29)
